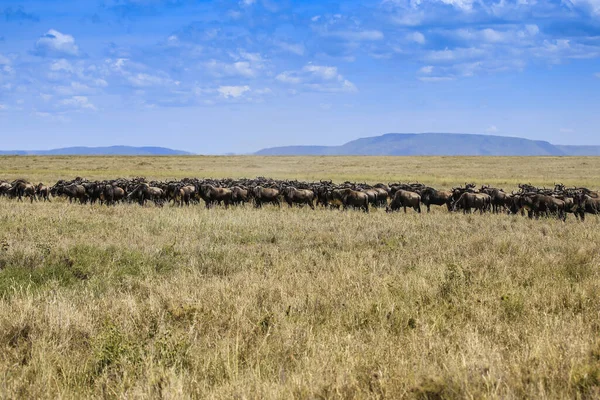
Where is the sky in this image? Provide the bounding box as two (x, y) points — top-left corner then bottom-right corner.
(0, 0), (599, 154)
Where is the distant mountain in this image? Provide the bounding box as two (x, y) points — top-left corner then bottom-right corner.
(255, 133), (600, 156)
(555, 145), (600, 156)
(0, 146), (193, 156)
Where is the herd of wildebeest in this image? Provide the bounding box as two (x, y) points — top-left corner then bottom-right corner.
(1, 177), (600, 220)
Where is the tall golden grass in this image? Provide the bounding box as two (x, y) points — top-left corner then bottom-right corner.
(1, 156), (599, 399)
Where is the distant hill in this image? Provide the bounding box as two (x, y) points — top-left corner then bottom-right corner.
(555, 145), (600, 156)
(0, 146), (193, 156)
(255, 133), (600, 156)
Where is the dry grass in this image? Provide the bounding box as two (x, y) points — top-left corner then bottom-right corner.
(1, 156), (600, 399)
(2, 155), (600, 188)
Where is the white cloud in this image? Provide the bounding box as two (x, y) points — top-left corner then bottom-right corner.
(60, 96), (96, 110)
(33, 111), (70, 122)
(237, 51), (264, 63)
(424, 47), (487, 63)
(436, 0), (477, 11)
(54, 81), (94, 96)
(303, 65), (339, 80)
(218, 85), (250, 98)
(273, 40), (305, 56)
(277, 64), (357, 93)
(595, 72), (600, 78)
(525, 25), (540, 36)
(569, 0), (600, 15)
(0, 104), (5, 110)
(205, 51), (265, 78)
(340, 80), (358, 92)
(0, 54), (10, 65)
(276, 72), (301, 84)
(486, 125), (498, 133)
(418, 76), (455, 82)
(323, 30), (384, 41)
(408, 32), (426, 44)
(481, 29), (505, 43)
(127, 73), (169, 87)
(50, 59), (74, 72)
(35, 29), (81, 57)
(419, 65), (434, 74)
(240, 0), (255, 5)
(254, 88), (273, 96)
(206, 60), (257, 78)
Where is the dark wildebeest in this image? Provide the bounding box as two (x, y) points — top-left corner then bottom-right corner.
(36, 183), (51, 202)
(282, 187), (315, 209)
(333, 188), (369, 212)
(172, 185), (196, 206)
(387, 189), (421, 213)
(573, 193), (600, 221)
(517, 193), (566, 220)
(362, 188), (380, 208)
(9, 180), (37, 202)
(128, 183), (164, 206)
(481, 186), (509, 213)
(372, 185), (389, 207)
(231, 186), (250, 206)
(253, 186), (280, 208)
(0, 182), (12, 197)
(60, 184), (88, 204)
(199, 184), (232, 209)
(420, 187), (452, 212)
(99, 184), (126, 206)
(453, 192), (491, 214)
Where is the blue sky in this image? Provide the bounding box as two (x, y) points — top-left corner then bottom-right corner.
(0, 0), (599, 153)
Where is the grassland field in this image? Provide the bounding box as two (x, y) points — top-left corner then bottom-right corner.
(1, 156), (600, 399)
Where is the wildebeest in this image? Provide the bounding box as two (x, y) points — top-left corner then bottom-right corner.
(128, 183), (164, 206)
(517, 193), (566, 220)
(453, 192), (491, 214)
(252, 186), (280, 208)
(36, 183), (51, 202)
(372, 184), (390, 207)
(282, 187), (315, 209)
(387, 189), (421, 213)
(8, 180), (37, 202)
(99, 184), (126, 206)
(60, 184), (88, 204)
(333, 188), (369, 212)
(231, 186), (250, 206)
(199, 184), (232, 209)
(0, 181), (11, 196)
(420, 187), (452, 212)
(574, 193), (600, 221)
(171, 185), (196, 206)
(480, 186), (508, 213)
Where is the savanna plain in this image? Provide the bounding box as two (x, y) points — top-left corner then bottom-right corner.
(1, 156), (600, 399)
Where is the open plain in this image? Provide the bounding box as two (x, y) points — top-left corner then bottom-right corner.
(1, 156), (600, 399)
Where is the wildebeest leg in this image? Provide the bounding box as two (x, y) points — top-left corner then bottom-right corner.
(417, 205), (421, 213)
